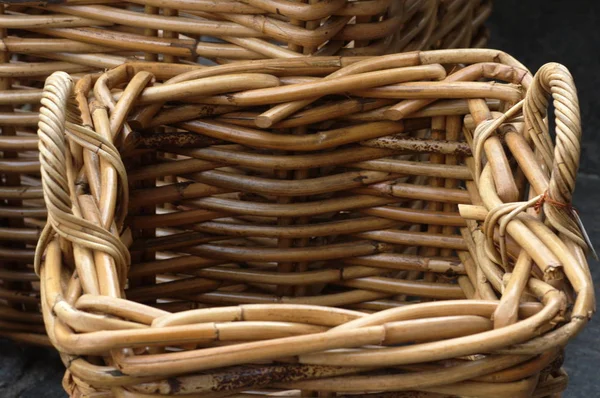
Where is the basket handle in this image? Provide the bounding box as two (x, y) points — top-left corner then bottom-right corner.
(35, 71), (73, 273)
(37, 72), (74, 221)
(35, 71), (131, 275)
(523, 62), (590, 251)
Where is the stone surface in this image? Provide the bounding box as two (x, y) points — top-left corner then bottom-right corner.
(0, 340), (64, 398)
(1, 1), (600, 397)
(562, 175), (600, 397)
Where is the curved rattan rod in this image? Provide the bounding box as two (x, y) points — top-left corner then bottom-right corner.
(0, 206), (47, 218)
(131, 230), (467, 262)
(105, 289), (560, 377)
(0, 158), (40, 173)
(0, 89), (43, 105)
(0, 12), (113, 29)
(125, 272), (465, 303)
(181, 290), (390, 310)
(178, 120), (422, 152)
(0, 135), (39, 150)
(277, 353), (534, 393)
(125, 0), (392, 19)
(40, 4), (266, 37)
(0, 248), (35, 263)
(0, 61), (90, 77)
(213, 98), (501, 129)
(126, 250), (463, 281)
(128, 178), (471, 211)
(131, 205), (466, 230)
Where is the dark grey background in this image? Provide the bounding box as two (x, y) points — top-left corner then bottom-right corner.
(1, 1), (599, 396)
(488, 0), (600, 176)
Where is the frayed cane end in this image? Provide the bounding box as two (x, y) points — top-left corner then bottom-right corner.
(572, 209), (599, 261)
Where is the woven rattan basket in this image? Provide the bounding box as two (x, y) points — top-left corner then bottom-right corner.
(0, 0), (492, 345)
(36, 49), (593, 397)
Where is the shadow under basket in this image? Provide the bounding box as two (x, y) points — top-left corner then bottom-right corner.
(0, 0), (492, 346)
(36, 49), (593, 397)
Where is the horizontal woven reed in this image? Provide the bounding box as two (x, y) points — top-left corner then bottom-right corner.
(35, 49), (593, 397)
(0, 0), (492, 345)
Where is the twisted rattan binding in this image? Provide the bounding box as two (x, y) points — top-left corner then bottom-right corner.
(0, 0), (493, 345)
(35, 49), (593, 397)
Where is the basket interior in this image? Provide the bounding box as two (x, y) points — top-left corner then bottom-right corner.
(122, 79), (478, 310)
(62, 54), (531, 311)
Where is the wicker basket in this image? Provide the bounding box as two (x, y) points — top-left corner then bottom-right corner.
(0, 0), (492, 345)
(36, 49), (593, 397)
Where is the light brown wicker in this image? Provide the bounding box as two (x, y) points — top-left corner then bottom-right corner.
(35, 49), (593, 397)
(0, 0), (492, 345)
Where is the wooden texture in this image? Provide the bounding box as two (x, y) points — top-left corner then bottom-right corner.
(34, 49), (593, 397)
(0, 0), (492, 346)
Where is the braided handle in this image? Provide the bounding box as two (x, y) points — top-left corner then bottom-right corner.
(35, 72), (73, 273)
(35, 71), (131, 276)
(37, 73), (74, 225)
(524, 62), (585, 248)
